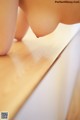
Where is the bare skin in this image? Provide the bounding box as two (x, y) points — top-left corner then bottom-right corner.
(0, 0), (19, 55)
(19, 0), (80, 36)
(15, 7), (29, 41)
(0, 0), (80, 55)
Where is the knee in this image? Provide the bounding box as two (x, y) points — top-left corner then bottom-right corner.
(0, 38), (12, 56)
(15, 32), (23, 41)
(0, 49), (9, 56)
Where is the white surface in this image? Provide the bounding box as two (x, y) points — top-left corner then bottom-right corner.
(14, 25), (80, 120)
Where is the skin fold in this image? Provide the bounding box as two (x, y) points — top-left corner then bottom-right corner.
(0, 0), (80, 55)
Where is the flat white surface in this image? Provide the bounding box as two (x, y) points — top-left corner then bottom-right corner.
(14, 25), (80, 120)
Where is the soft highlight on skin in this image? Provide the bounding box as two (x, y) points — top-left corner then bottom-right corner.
(0, 0), (80, 55)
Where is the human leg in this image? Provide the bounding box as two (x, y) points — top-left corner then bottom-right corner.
(15, 7), (29, 41)
(0, 0), (19, 55)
